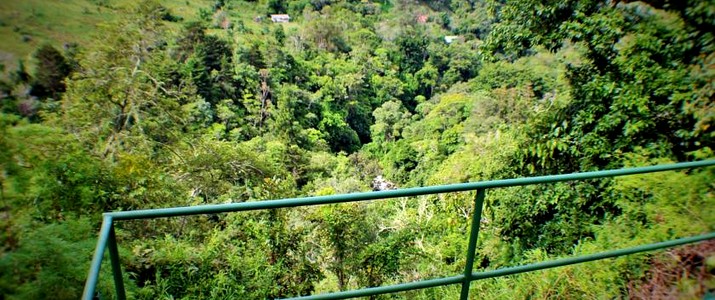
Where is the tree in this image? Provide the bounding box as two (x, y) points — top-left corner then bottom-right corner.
(174, 22), (237, 105)
(395, 30), (428, 74)
(415, 62), (438, 98)
(370, 100), (411, 143)
(501, 1), (715, 256)
(319, 110), (361, 153)
(482, 0), (602, 61)
(303, 16), (350, 53)
(269, 84), (320, 146)
(346, 101), (373, 144)
(268, 0), (288, 14)
(30, 44), (71, 100)
(59, 1), (183, 159)
(518, 3), (711, 174)
(382, 140), (418, 184)
(311, 203), (371, 291)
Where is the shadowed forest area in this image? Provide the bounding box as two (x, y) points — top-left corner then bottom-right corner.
(0, 0), (714, 299)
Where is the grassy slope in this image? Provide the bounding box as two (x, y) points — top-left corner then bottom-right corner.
(0, 0), (212, 71)
(0, 0), (434, 72)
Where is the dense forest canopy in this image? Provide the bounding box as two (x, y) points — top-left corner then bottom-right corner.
(0, 0), (713, 299)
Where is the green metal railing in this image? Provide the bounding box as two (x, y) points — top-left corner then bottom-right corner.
(83, 160), (715, 300)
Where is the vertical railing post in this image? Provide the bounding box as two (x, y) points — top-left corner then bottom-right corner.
(460, 188), (486, 300)
(108, 221), (126, 300)
(82, 215), (113, 300)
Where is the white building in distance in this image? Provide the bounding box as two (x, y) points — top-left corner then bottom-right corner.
(271, 14), (290, 23)
(444, 36), (463, 44)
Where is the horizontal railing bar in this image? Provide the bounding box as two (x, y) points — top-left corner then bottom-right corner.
(282, 232), (715, 300)
(107, 160), (715, 220)
(82, 215), (113, 300)
(285, 275), (465, 300)
(470, 232), (715, 280)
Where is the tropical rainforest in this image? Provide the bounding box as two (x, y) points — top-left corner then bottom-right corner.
(0, 0), (714, 299)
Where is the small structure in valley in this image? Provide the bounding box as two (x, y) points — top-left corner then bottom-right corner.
(444, 35), (463, 44)
(270, 14), (290, 23)
(372, 175), (398, 191)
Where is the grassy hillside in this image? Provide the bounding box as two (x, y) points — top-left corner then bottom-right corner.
(0, 0), (212, 70)
(0, 0), (441, 71)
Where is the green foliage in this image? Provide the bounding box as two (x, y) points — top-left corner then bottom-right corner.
(0, 0), (713, 299)
(395, 29), (428, 74)
(381, 140), (418, 184)
(0, 218), (114, 300)
(312, 203), (372, 290)
(517, 3), (713, 175)
(319, 110), (361, 153)
(370, 100), (411, 143)
(129, 210), (322, 299)
(469, 155), (715, 299)
(267, 0), (288, 14)
(172, 135), (284, 203)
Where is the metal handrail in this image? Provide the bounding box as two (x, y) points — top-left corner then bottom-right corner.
(82, 160), (715, 300)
